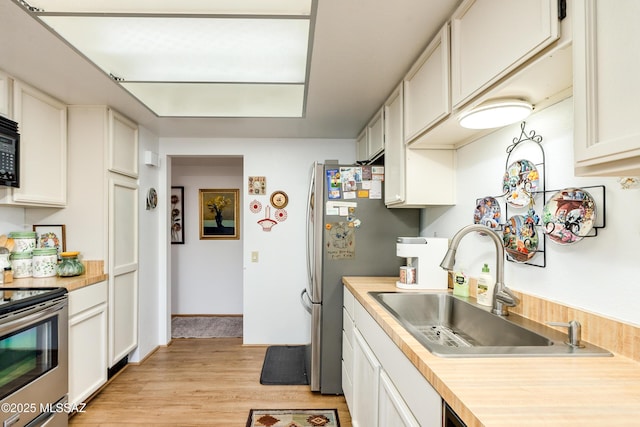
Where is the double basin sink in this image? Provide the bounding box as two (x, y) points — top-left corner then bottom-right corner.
(370, 291), (611, 357)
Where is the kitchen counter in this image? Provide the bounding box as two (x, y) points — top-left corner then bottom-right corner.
(343, 276), (640, 426)
(1, 260), (107, 292)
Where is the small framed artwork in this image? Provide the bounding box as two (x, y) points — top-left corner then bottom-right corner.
(171, 186), (185, 244)
(248, 176), (266, 195)
(199, 189), (240, 240)
(33, 224), (66, 254)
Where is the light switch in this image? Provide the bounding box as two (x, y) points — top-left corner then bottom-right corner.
(251, 251), (259, 263)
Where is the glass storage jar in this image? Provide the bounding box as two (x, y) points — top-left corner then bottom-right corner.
(57, 252), (84, 277)
(32, 248), (58, 278)
(10, 252), (32, 278)
(9, 231), (36, 254)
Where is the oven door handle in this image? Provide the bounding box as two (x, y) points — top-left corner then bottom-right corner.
(0, 299), (66, 335)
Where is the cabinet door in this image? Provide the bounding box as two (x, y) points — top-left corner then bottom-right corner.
(404, 23), (450, 143)
(451, 0), (560, 108)
(108, 109), (139, 178)
(353, 329), (380, 427)
(10, 80), (67, 206)
(109, 178), (139, 366)
(379, 371), (420, 427)
(68, 281), (108, 406)
(383, 84), (405, 206)
(0, 71), (9, 118)
(366, 108), (384, 160)
(356, 129), (368, 163)
(573, 0), (640, 176)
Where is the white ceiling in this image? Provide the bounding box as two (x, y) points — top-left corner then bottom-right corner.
(0, 0), (461, 139)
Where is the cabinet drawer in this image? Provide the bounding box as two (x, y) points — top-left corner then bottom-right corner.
(69, 281), (107, 317)
(343, 287), (355, 319)
(342, 331), (354, 378)
(343, 307), (354, 346)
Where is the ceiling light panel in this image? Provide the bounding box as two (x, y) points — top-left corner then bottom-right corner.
(29, 0), (312, 15)
(121, 82), (305, 117)
(40, 16), (310, 83)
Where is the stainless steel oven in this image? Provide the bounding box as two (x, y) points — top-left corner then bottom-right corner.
(0, 288), (68, 427)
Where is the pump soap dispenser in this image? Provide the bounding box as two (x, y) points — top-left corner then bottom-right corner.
(476, 264), (495, 307)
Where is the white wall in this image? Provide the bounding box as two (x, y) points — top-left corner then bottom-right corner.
(0, 207), (26, 234)
(130, 126), (161, 363)
(421, 97), (640, 326)
(159, 138), (355, 345)
(170, 157), (244, 315)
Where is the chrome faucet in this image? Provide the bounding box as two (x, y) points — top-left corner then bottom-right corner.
(439, 224), (520, 316)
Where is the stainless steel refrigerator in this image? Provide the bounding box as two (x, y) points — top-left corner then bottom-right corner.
(300, 162), (419, 394)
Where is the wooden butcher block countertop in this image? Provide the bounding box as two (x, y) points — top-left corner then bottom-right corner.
(343, 276), (640, 427)
(1, 260), (107, 292)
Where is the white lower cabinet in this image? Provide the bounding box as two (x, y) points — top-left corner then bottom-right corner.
(379, 370), (420, 427)
(353, 329), (380, 427)
(68, 282), (108, 405)
(343, 287), (442, 427)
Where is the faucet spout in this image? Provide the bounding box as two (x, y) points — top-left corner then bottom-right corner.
(439, 224), (519, 316)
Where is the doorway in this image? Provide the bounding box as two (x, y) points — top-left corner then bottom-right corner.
(169, 156), (244, 336)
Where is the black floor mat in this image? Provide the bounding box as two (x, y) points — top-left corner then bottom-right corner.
(259, 345), (309, 385)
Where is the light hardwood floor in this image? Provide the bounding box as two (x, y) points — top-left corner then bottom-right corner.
(69, 338), (352, 426)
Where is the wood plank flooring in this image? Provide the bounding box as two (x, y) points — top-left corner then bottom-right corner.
(69, 338), (352, 426)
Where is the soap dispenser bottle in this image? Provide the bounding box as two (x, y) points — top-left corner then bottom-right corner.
(476, 264), (495, 307)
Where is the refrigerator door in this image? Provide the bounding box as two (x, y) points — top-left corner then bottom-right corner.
(305, 162), (324, 304)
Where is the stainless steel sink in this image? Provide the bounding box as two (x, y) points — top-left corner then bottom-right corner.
(369, 292), (611, 357)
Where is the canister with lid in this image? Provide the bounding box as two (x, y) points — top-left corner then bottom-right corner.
(10, 252), (33, 278)
(32, 248), (58, 278)
(9, 231), (37, 254)
(57, 251), (85, 277)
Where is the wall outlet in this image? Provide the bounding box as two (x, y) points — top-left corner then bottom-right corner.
(251, 251), (259, 263)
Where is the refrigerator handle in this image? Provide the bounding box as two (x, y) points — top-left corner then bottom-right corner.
(300, 288), (313, 314)
(305, 162), (317, 291)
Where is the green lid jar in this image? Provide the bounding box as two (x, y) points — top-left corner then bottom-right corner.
(10, 252), (32, 278)
(32, 248), (58, 278)
(9, 231), (37, 254)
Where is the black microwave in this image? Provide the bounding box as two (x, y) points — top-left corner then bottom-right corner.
(0, 116), (19, 188)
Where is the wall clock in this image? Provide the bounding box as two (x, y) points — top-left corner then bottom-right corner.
(270, 190), (289, 209)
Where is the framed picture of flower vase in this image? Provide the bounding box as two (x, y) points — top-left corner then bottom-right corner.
(171, 186), (185, 244)
(199, 188), (240, 240)
(33, 224), (66, 254)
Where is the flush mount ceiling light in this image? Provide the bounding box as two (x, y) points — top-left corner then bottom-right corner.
(23, 0), (315, 118)
(458, 99), (533, 130)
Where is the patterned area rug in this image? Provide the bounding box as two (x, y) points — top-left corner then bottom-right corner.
(246, 409), (340, 427)
(171, 316), (243, 338)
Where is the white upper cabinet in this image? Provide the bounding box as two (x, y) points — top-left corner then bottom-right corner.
(108, 109), (139, 178)
(404, 23), (450, 144)
(383, 84), (405, 206)
(367, 108), (384, 160)
(0, 79), (67, 206)
(356, 128), (368, 163)
(451, 0), (561, 109)
(573, 0), (640, 176)
(0, 71), (10, 118)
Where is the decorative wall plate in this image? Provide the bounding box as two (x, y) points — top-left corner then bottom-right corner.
(503, 214), (539, 262)
(249, 199), (262, 213)
(275, 209), (288, 222)
(542, 188), (596, 244)
(473, 197), (501, 229)
(502, 159), (539, 208)
(270, 190), (289, 209)
(146, 187), (158, 209)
